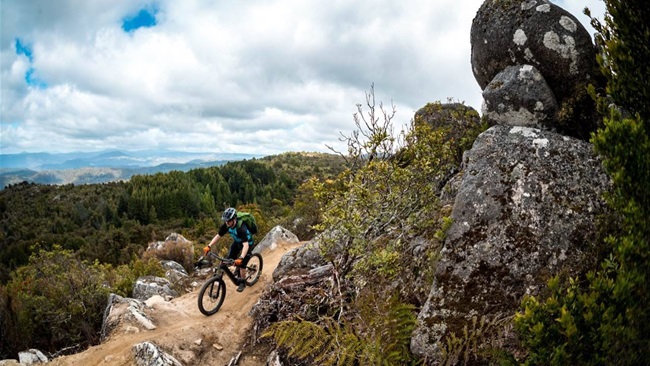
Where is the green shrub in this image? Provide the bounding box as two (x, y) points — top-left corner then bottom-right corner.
(104, 257), (165, 297)
(3, 246), (111, 355)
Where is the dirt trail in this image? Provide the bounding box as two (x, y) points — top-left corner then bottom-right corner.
(50, 242), (303, 366)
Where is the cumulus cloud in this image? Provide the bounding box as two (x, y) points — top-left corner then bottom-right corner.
(0, 0), (604, 155)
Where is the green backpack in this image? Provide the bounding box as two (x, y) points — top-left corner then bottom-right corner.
(236, 211), (258, 235)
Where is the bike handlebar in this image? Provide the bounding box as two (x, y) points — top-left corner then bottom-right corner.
(201, 251), (234, 265)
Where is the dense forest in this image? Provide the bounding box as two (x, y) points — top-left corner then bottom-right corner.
(0, 152), (344, 285)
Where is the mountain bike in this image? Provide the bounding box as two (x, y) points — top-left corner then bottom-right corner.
(196, 251), (263, 316)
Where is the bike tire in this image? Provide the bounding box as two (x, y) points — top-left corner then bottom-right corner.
(244, 253), (263, 286)
(197, 276), (226, 316)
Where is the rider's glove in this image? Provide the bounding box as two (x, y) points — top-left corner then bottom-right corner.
(203, 246), (210, 255)
(234, 258), (243, 267)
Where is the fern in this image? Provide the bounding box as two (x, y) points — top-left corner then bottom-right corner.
(263, 300), (417, 366)
(263, 317), (350, 365)
(439, 315), (513, 365)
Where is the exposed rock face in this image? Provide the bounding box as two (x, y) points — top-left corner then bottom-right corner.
(132, 276), (179, 301)
(132, 342), (182, 366)
(411, 125), (610, 361)
(482, 64), (559, 128)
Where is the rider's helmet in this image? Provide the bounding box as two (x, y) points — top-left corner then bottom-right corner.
(221, 207), (237, 222)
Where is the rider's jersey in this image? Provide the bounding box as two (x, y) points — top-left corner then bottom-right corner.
(218, 222), (254, 244)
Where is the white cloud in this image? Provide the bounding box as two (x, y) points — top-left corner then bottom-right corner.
(0, 0), (605, 155)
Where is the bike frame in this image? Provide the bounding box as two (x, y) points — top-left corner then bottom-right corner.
(206, 252), (243, 285)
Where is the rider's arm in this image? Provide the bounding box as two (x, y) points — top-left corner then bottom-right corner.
(207, 234), (220, 248)
(208, 223), (229, 248)
(240, 242), (249, 258)
(236, 225), (250, 258)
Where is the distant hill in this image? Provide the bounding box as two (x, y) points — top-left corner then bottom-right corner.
(0, 149), (264, 188)
(0, 150), (261, 170)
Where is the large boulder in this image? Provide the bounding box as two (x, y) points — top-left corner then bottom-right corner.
(160, 260), (192, 293)
(471, 0), (595, 99)
(148, 233), (191, 251)
(482, 64), (559, 129)
(411, 125), (610, 361)
(470, 0), (599, 138)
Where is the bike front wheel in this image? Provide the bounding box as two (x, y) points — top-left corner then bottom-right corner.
(244, 253), (263, 286)
(198, 276), (226, 316)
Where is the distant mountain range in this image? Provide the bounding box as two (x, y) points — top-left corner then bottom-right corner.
(0, 150), (264, 188)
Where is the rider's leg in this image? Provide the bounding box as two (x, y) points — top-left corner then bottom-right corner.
(226, 242), (243, 278)
(238, 254), (252, 280)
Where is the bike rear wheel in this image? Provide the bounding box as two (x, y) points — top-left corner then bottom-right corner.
(198, 277), (226, 315)
(244, 253), (263, 286)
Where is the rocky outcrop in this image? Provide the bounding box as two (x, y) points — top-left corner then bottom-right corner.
(132, 276), (179, 301)
(147, 233), (195, 271)
(411, 125), (610, 361)
(272, 239), (326, 281)
(254, 225), (300, 254)
(102, 294), (157, 341)
(414, 103), (484, 166)
(17, 350), (48, 365)
(415, 103), (482, 136)
(471, 0), (599, 139)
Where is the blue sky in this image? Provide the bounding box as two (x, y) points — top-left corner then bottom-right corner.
(122, 6), (158, 32)
(0, 0), (605, 156)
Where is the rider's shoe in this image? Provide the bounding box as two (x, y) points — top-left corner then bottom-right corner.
(237, 281), (246, 292)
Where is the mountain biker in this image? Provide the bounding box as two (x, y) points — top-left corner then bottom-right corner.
(205, 207), (254, 292)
